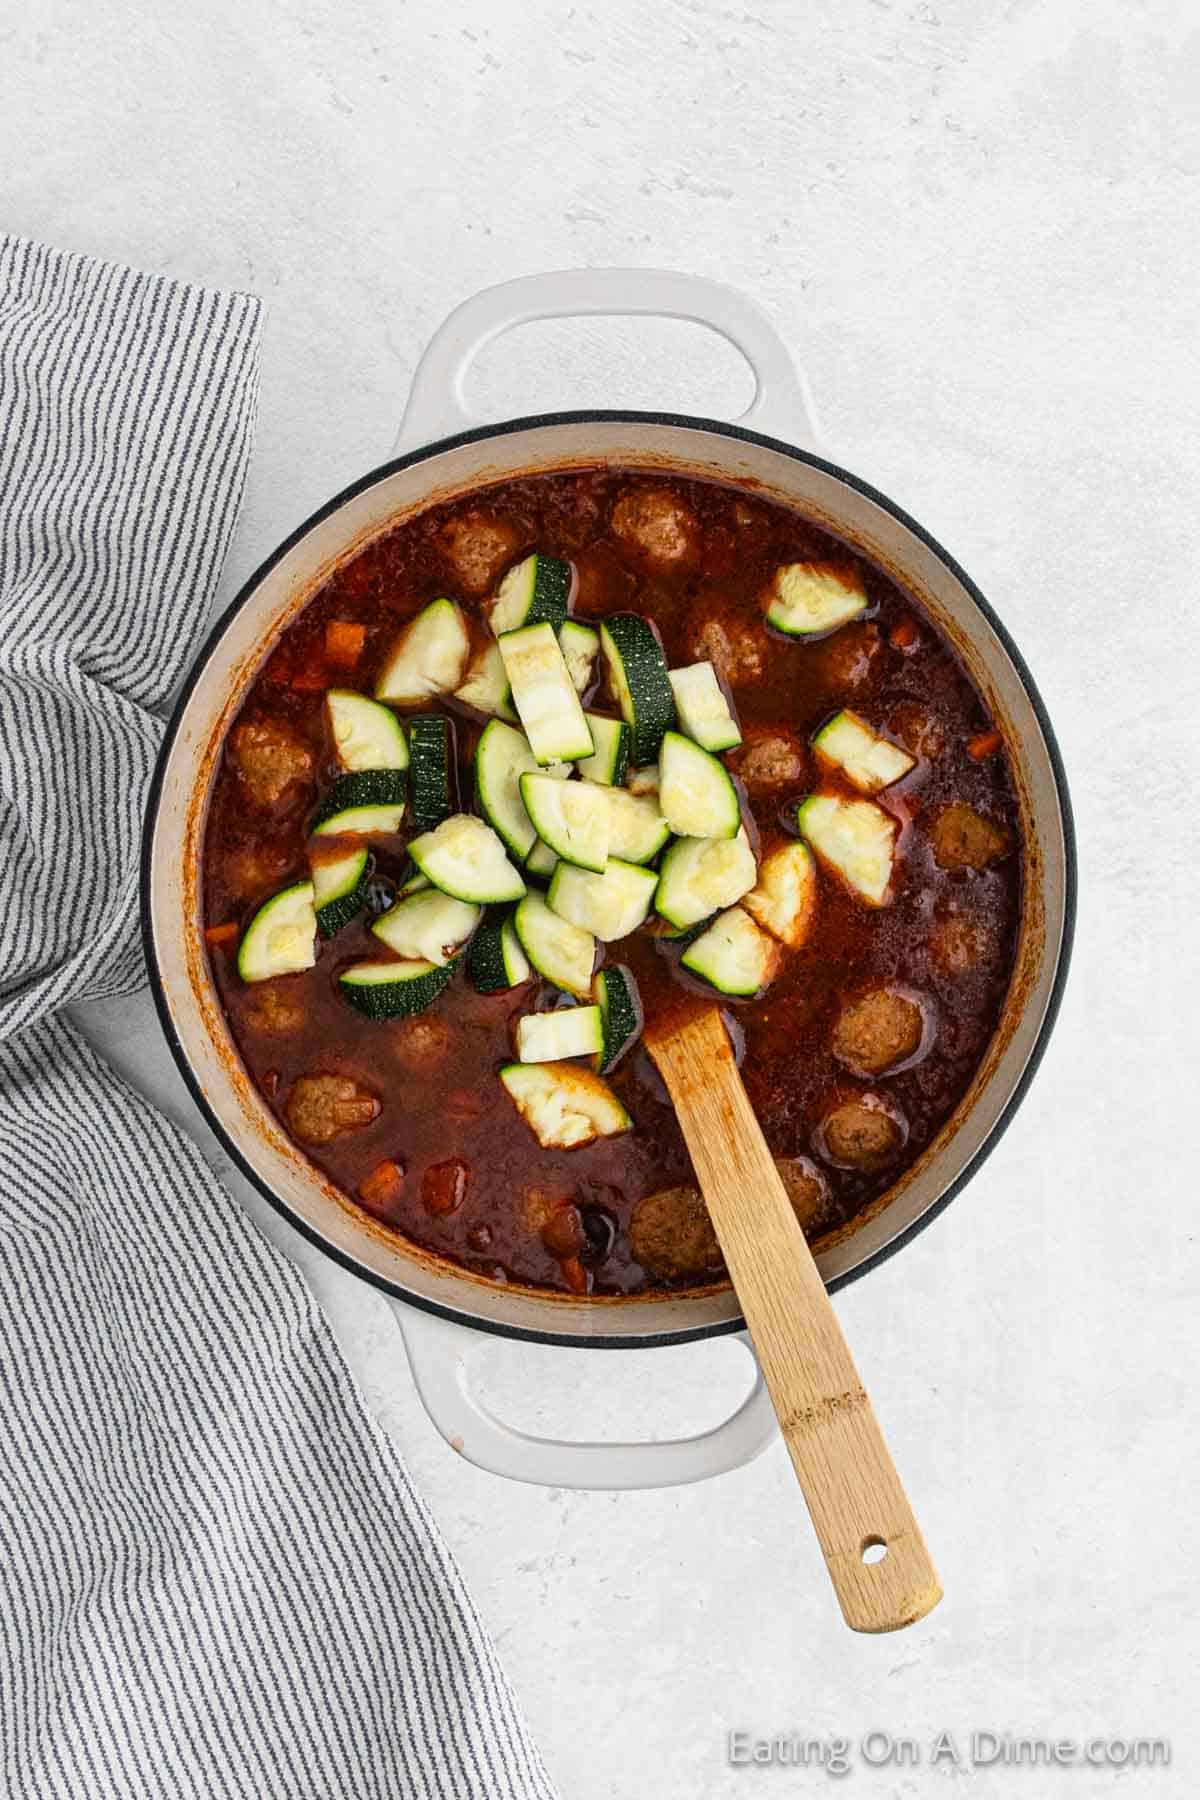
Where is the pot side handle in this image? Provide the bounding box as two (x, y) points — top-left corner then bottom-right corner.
(389, 1300), (778, 1490)
(396, 268), (820, 453)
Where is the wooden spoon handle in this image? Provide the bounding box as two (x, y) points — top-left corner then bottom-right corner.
(650, 1008), (941, 1633)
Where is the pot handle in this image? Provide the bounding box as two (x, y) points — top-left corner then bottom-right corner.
(396, 268), (820, 453)
(389, 1300), (778, 1490)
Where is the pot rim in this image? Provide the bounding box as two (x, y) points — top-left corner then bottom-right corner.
(140, 407), (1076, 1349)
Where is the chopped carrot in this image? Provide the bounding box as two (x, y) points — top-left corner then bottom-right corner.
(560, 1256), (591, 1296)
(967, 728), (1003, 761)
(290, 659), (329, 691)
(325, 619), (366, 668)
(889, 615), (920, 651)
(359, 1158), (406, 1211)
(204, 921), (239, 949)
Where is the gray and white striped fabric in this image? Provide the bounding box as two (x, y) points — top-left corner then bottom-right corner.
(0, 236), (556, 1800)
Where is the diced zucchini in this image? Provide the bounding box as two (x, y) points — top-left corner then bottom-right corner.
(467, 914), (531, 993)
(656, 829), (758, 929)
(512, 892), (596, 997)
(519, 773), (611, 873)
(592, 965), (643, 1073)
(626, 764), (660, 797)
(560, 619), (600, 695)
(237, 882), (317, 983)
(765, 561), (868, 637)
(499, 622), (594, 764)
(372, 888), (480, 967)
(396, 867), (430, 898)
(548, 859), (658, 942)
(797, 793), (896, 906)
(326, 690), (408, 772)
(339, 959), (454, 1019)
(515, 1005), (604, 1064)
(309, 844), (369, 938)
(577, 714), (630, 787)
(455, 640), (518, 722)
(475, 719), (541, 861)
(375, 597), (470, 703)
(408, 813), (527, 904)
(599, 614), (675, 765)
(490, 553), (572, 634)
(658, 731), (741, 840)
(605, 788), (670, 865)
(667, 662), (742, 753)
(311, 769), (407, 837)
(681, 906), (781, 997)
(525, 838), (559, 880)
(812, 709), (915, 793)
(499, 1062), (631, 1149)
(742, 841), (818, 949)
(407, 715), (454, 829)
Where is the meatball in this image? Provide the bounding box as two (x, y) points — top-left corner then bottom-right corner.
(610, 486), (698, 564)
(930, 909), (1001, 976)
(629, 1185), (724, 1282)
(389, 1013), (451, 1070)
(224, 841), (295, 902)
(889, 700), (946, 762)
(439, 511), (519, 595)
(832, 989), (925, 1076)
(687, 616), (765, 688)
(819, 1094), (906, 1170)
(931, 803), (1010, 872)
(774, 1156), (832, 1237)
(244, 983), (306, 1036)
(229, 718), (313, 810)
(729, 725), (807, 796)
(813, 621), (884, 696)
(285, 1074), (380, 1146)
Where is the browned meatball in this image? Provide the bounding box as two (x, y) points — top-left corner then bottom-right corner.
(832, 989), (925, 1075)
(244, 983), (306, 1036)
(729, 725), (807, 795)
(774, 1156), (832, 1237)
(688, 616), (765, 687)
(229, 718), (313, 809)
(629, 1185), (724, 1282)
(224, 841), (296, 902)
(390, 1013), (452, 1069)
(610, 486), (698, 564)
(285, 1074), (380, 1146)
(439, 512), (519, 595)
(889, 700), (946, 762)
(931, 803), (1009, 872)
(813, 621), (884, 696)
(930, 909), (1001, 975)
(819, 1094), (906, 1170)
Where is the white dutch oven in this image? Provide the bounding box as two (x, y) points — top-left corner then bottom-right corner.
(143, 270), (1074, 1491)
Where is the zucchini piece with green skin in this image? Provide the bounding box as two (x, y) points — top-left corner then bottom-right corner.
(548, 859), (658, 942)
(812, 709), (915, 794)
(396, 867), (430, 898)
(371, 888), (481, 967)
(592, 965), (643, 1073)
(498, 621), (594, 764)
(499, 1062), (631, 1149)
(375, 597), (470, 703)
(765, 561), (868, 637)
(489, 553), (573, 634)
(467, 915), (531, 993)
(666, 662), (742, 753)
(326, 690), (408, 772)
(407, 715), (454, 829)
(408, 813), (527, 905)
(657, 731), (741, 840)
(237, 882), (318, 983)
(515, 1005), (604, 1064)
(519, 773), (611, 873)
(454, 640), (518, 722)
(512, 892), (596, 998)
(681, 905), (782, 997)
(605, 787), (670, 865)
(599, 614), (675, 765)
(656, 829), (757, 929)
(525, 838), (559, 880)
(475, 719), (543, 861)
(311, 769), (407, 837)
(797, 793), (896, 906)
(577, 714), (630, 787)
(339, 958), (454, 1019)
(309, 845), (369, 938)
(742, 841), (818, 949)
(559, 619), (600, 695)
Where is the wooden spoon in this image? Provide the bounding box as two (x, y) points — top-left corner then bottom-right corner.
(647, 1005), (942, 1633)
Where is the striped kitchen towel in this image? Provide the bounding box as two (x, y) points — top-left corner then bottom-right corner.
(0, 236), (556, 1800)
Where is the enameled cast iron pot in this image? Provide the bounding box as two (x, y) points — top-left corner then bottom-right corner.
(143, 270), (1075, 1490)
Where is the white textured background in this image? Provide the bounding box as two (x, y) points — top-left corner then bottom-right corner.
(5, 0), (1199, 1794)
